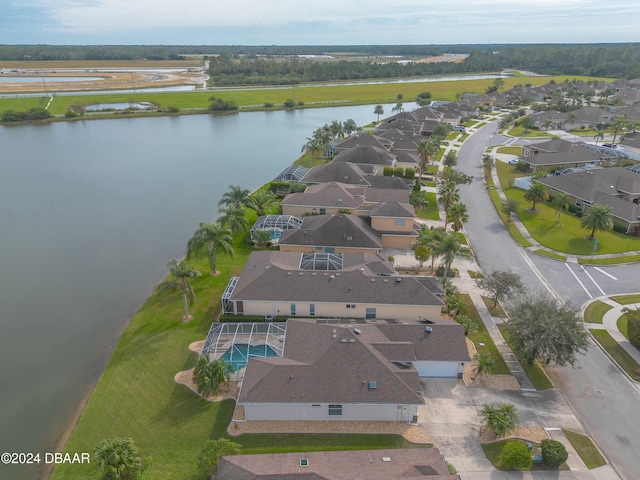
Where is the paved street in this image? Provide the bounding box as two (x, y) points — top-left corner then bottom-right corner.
(455, 119), (640, 480)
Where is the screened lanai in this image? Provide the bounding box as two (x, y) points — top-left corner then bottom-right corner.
(274, 165), (309, 182)
(250, 214), (303, 243)
(200, 322), (287, 371)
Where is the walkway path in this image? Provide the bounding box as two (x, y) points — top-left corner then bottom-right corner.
(584, 298), (640, 366)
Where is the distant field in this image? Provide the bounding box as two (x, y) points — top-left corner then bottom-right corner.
(1, 74), (614, 118)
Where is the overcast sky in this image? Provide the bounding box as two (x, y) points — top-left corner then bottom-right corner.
(2, 0), (639, 45)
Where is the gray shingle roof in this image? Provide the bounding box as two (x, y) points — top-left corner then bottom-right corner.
(229, 251), (442, 307)
(239, 319), (466, 406)
(278, 214), (383, 250)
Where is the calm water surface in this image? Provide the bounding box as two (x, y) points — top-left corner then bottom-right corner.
(0, 104), (381, 479)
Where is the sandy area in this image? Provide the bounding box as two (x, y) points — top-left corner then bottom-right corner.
(174, 368), (240, 402)
(479, 426), (549, 444)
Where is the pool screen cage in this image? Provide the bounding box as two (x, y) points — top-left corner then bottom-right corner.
(201, 322), (287, 366)
(250, 215), (303, 242)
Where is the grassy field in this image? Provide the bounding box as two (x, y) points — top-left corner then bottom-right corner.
(1, 74), (613, 119)
(561, 429), (607, 469)
(495, 162), (640, 255)
(589, 329), (640, 381)
(583, 300), (613, 324)
(416, 192), (440, 220)
(458, 294), (511, 375)
(534, 249), (567, 261)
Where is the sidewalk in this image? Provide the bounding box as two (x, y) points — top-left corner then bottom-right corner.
(585, 298), (640, 366)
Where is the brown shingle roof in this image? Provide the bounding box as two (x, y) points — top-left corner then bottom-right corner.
(217, 448), (458, 480)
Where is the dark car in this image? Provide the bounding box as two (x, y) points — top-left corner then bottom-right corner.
(602, 143), (617, 149)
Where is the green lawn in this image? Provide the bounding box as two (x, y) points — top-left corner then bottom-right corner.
(416, 192), (440, 220)
(589, 329), (640, 381)
(561, 429), (607, 469)
(498, 325), (554, 390)
(481, 296), (508, 318)
(52, 220), (412, 480)
(534, 249), (567, 261)
(611, 294), (640, 305)
(459, 294), (511, 375)
(583, 300), (613, 324)
(484, 173), (533, 248)
(617, 314), (628, 339)
(495, 163), (640, 255)
(579, 254), (640, 265)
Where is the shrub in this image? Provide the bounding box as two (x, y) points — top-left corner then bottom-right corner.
(283, 98), (296, 108)
(501, 441), (533, 470)
(404, 168), (416, 179)
(208, 97), (238, 111)
(612, 223), (627, 234)
(627, 308), (640, 350)
(436, 265), (458, 278)
(264, 102), (274, 108)
(540, 439), (568, 468)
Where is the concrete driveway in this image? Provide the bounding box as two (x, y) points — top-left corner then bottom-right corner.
(418, 379), (619, 480)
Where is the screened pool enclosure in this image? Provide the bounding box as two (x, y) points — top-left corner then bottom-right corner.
(201, 322), (287, 371)
(249, 214), (303, 243)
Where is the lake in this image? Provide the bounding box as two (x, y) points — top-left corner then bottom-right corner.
(0, 104), (385, 479)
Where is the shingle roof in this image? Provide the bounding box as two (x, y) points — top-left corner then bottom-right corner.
(370, 201), (415, 218)
(333, 132), (390, 151)
(521, 141), (603, 166)
(282, 182), (365, 209)
(332, 145), (396, 167)
(278, 214), (383, 250)
(229, 251), (443, 307)
(301, 161), (374, 185)
(217, 448), (458, 480)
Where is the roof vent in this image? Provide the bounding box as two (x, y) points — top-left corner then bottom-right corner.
(426, 326), (433, 332)
(300, 458), (309, 467)
(382, 457), (392, 462)
(369, 381), (377, 389)
(354, 328), (361, 334)
(330, 275), (335, 281)
(396, 277), (402, 282)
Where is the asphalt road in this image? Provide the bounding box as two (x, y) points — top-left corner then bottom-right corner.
(457, 120), (640, 480)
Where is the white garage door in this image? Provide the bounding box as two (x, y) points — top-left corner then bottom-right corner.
(415, 361), (460, 378)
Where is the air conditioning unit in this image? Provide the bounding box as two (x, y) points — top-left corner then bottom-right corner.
(426, 326), (433, 332)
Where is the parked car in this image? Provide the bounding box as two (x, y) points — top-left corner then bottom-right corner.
(508, 159), (519, 165)
(453, 126), (466, 132)
(602, 143), (617, 149)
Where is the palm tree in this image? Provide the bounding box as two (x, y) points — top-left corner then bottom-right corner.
(374, 105), (384, 123)
(566, 112), (578, 130)
(417, 139), (438, 177)
(448, 201), (469, 233)
(580, 204), (614, 240)
(433, 230), (472, 281)
(479, 402), (519, 437)
(248, 189), (276, 216)
(523, 182), (549, 211)
(186, 222), (233, 274)
(456, 315), (479, 337)
(342, 118), (358, 136)
(593, 128), (605, 146)
(472, 353), (496, 379)
(415, 226), (445, 271)
(218, 205), (249, 234)
(437, 181), (460, 231)
(157, 259), (201, 320)
(301, 136), (324, 168)
(501, 199), (519, 221)
(542, 119), (553, 132)
(520, 116), (534, 134)
(392, 102), (404, 114)
(193, 355), (235, 398)
(94, 437), (148, 480)
(218, 185), (251, 209)
(552, 193), (570, 223)
(610, 114), (629, 146)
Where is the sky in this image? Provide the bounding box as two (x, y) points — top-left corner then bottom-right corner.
(1, 0), (639, 45)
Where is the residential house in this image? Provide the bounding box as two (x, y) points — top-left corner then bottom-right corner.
(217, 448), (458, 480)
(520, 138), (609, 173)
(221, 250), (445, 319)
(536, 166), (640, 234)
(369, 201), (418, 248)
(331, 144), (397, 173)
(278, 213), (383, 254)
(235, 318), (469, 422)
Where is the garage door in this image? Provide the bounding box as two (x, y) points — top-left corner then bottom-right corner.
(415, 361), (460, 378)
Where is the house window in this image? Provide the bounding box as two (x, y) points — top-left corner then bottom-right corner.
(328, 404), (343, 416)
(319, 208), (326, 214)
(365, 308), (377, 319)
(291, 303), (296, 315)
(346, 304), (356, 309)
(394, 218), (405, 226)
(309, 304), (315, 316)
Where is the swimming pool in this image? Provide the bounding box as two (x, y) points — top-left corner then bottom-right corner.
(221, 343), (278, 370)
